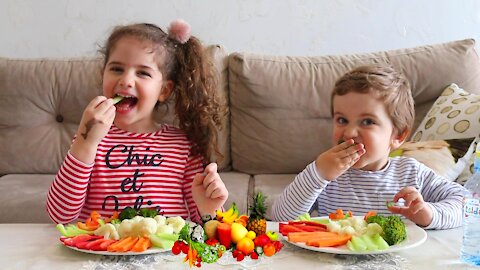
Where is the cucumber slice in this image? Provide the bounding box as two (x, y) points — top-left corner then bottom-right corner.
(112, 95), (124, 104)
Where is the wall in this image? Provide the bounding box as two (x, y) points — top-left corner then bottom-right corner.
(0, 0), (479, 58)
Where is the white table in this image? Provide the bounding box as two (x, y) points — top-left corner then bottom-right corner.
(0, 222), (477, 270)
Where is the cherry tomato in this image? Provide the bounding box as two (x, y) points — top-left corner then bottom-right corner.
(263, 243), (276, 257)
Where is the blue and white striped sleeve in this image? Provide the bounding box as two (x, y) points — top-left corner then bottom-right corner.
(418, 164), (466, 230)
(271, 161), (330, 221)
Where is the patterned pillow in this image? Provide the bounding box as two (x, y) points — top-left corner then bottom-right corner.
(411, 83), (480, 185)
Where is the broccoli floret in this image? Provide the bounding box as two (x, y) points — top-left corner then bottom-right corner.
(366, 214), (406, 245)
(382, 215), (406, 245)
(139, 207), (158, 218)
(366, 215), (387, 227)
(119, 206), (137, 221)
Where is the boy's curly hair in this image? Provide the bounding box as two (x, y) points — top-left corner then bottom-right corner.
(331, 64), (415, 137)
(100, 23), (227, 163)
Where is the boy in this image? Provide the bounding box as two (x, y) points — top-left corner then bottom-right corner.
(271, 64), (465, 229)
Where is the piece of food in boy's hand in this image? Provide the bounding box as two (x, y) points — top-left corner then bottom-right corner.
(112, 95), (124, 104)
(386, 200), (405, 208)
(338, 139), (345, 145)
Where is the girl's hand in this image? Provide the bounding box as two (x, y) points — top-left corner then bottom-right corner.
(70, 96), (116, 164)
(191, 163), (228, 216)
(388, 186), (433, 227)
(315, 139), (365, 180)
(77, 96), (116, 145)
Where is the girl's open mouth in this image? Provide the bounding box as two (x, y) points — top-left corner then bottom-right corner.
(113, 95), (138, 112)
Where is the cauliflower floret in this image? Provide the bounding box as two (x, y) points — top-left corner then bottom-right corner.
(338, 219), (351, 227)
(118, 219), (136, 238)
(137, 217), (158, 237)
(156, 224), (174, 235)
(340, 226), (356, 236)
(166, 216), (186, 234)
(131, 216), (144, 223)
(326, 221), (342, 233)
(154, 215), (167, 226)
(94, 223), (120, 240)
(351, 217), (367, 229)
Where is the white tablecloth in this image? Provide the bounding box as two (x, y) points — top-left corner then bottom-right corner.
(0, 223), (477, 270)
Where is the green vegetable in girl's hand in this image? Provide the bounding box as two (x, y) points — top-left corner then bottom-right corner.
(112, 95), (124, 104)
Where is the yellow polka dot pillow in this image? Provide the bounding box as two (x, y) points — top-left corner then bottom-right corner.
(411, 83), (479, 185)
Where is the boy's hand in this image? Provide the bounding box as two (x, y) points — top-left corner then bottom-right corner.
(315, 139), (365, 181)
(192, 163), (228, 216)
(388, 186), (433, 227)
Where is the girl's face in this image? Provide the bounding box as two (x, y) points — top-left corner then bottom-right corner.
(102, 37), (172, 133)
(332, 92), (405, 171)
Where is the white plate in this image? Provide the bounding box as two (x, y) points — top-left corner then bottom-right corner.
(63, 243), (170, 256)
(284, 218), (427, 255)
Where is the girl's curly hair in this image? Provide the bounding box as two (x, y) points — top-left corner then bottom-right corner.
(100, 23), (227, 163)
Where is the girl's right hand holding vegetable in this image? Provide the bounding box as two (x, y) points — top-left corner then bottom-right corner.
(70, 96), (116, 164)
(315, 139), (365, 181)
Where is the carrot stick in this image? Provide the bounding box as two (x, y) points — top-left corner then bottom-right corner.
(107, 236), (138, 252)
(288, 231), (340, 243)
(188, 246), (194, 267)
(77, 222), (98, 231)
(104, 211), (119, 223)
(364, 211), (377, 221)
(131, 237), (152, 252)
(306, 234), (352, 247)
(116, 237), (139, 252)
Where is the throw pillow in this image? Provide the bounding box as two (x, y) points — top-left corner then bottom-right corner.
(390, 139), (473, 180)
(410, 83), (480, 185)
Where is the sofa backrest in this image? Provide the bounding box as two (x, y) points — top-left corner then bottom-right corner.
(0, 45), (230, 175)
(228, 39), (480, 174)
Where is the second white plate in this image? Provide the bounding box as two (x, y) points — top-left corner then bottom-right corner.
(284, 219), (427, 255)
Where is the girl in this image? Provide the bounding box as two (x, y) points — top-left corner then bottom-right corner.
(46, 20), (228, 224)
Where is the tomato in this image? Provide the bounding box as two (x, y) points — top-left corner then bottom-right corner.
(263, 243), (276, 257)
(236, 237), (255, 255)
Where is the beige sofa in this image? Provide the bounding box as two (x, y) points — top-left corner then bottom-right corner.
(1, 39), (480, 223)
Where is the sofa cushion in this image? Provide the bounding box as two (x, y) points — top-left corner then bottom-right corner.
(228, 39), (480, 174)
(253, 174), (297, 220)
(0, 45), (230, 175)
(0, 174), (53, 223)
(219, 172), (252, 215)
(390, 138), (474, 181)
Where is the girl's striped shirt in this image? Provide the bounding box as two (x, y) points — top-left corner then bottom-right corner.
(46, 125), (203, 224)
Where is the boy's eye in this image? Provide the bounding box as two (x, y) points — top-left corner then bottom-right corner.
(109, 66), (123, 73)
(361, 119), (375, 125)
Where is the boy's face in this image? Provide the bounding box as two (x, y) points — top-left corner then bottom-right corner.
(332, 92), (405, 171)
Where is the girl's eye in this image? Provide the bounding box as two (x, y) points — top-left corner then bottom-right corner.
(361, 119), (375, 125)
(336, 117), (348, 125)
(138, 71), (151, 77)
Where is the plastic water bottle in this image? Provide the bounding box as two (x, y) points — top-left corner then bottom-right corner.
(461, 142), (480, 265)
